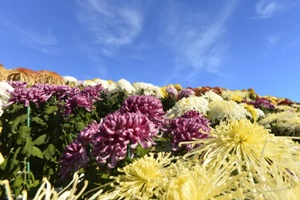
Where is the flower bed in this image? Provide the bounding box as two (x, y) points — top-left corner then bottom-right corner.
(0, 66), (300, 199)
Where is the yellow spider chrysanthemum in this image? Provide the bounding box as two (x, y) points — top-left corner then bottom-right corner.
(184, 119), (300, 186)
(164, 159), (251, 200)
(97, 152), (173, 200)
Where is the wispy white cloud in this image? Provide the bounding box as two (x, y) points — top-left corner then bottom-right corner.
(255, 0), (300, 19)
(267, 34), (280, 45)
(163, 0), (238, 83)
(1, 18), (57, 53)
(77, 0), (144, 56)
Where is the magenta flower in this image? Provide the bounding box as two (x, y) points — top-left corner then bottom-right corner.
(80, 84), (105, 101)
(244, 97), (275, 110)
(58, 140), (88, 182)
(76, 120), (101, 145)
(8, 87), (52, 107)
(168, 110), (210, 151)
(178, 88), (195, 99)
(91, 111), (158, 168)
(120, 95), (166, 129)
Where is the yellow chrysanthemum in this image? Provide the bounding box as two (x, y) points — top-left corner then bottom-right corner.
(242, 103), (265, 121)
(97, 152), (173, 200)
(164, 159), (251, 200)
(185, 119), (300, 186)
(221, 90), (249, 102)
(173, 84), (182, 91)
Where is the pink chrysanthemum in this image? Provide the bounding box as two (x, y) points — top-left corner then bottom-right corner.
(91, 111), (158, 168)
(168, 110), (210, 151)
(178, 88), (195, 99)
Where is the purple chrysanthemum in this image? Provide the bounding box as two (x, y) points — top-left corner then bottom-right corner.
(8, 87), (52, 107)
(7, 81), (27, 88)
(166, 86), (178, 99)
(168, 110), (210, 151)
(76, 120), (101, 145)
(58, 140), (88, 182)
(178, 88), (195, 99)
(244, 97), (275, 110)
(80, 84), (105, 101)
(91, 111), (158, 168)
(120, 95), (166, 129)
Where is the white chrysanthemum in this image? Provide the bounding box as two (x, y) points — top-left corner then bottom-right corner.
(0, 81), (14, 116)
(133, 82), (163, 98)
(202, 90), (224, 102)
(83, 80), (98, 86)
(208, 100), (251, 122)
(91, 78), (109, 89)
(116, 79), (136, 96)
(166, 96), (209, 119)
(63, 76), (78, 84)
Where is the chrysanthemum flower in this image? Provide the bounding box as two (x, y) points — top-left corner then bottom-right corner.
(91, 112), (158, 168)
(178, 88), (195, 99)
(202, 90), (223, 102)
(96, 152), (173, 200)
(165, 160), (249, 200)
(165, 85), (178, 99)
(120, 95), (166, 128)
(221, 89), (250, 102)
(133, 82), (163, 98)
(244, 97), (276, 110)
(259, 111), (300, 136)
(166, 96), (209, 119)
(0, 152), (4, 165)
(0, 81), (14, 115)
(168, 110), (210, 151)
(208, 100), (251, 123)
(58, 141), (88, 182)
(116, 79), (136, 96)
(76, 121), (101, 145)
(185, 119), (300, 187)
(241, 103), (265, 121)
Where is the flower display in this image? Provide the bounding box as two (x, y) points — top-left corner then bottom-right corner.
(2, 65), (300, 199)
(168, 110), (210, 151)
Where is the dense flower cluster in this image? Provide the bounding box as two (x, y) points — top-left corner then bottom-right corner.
(168, 111), (210, 151)
(0, 81), (14, 116)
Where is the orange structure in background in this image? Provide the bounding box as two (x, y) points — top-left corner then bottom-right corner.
(0, 64), (64, 85)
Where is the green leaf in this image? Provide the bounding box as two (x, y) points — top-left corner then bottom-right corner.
(135, 145), (150, 158)
(43, 144), (56, 160)
(8, 147), (21, 171)
(32, 146), (44, 158)
(45, 105), (58, 114)
(17, 126), (31, 145)
(32, 134), (47, 145)
(11, 114), (28, 131)
(31, 116), (47, 126)
(22, 137), (33, 157)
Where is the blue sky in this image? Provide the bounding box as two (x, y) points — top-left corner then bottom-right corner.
(1, 0), (300, 101)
